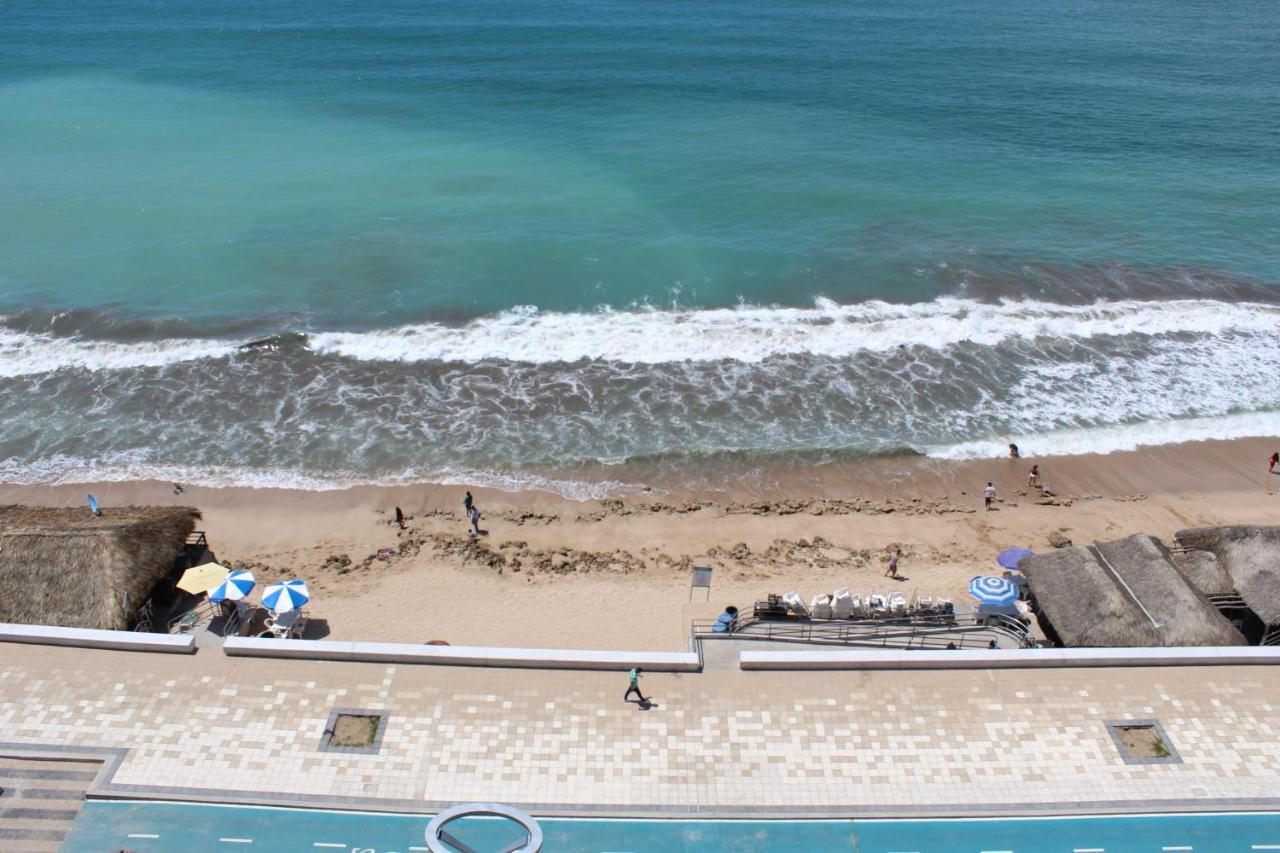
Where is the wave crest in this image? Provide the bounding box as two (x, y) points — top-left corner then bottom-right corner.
(310, 297), (1280, 364)
(7, 295), (1278, 378)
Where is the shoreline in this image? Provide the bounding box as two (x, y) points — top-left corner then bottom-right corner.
(3, 434), (1279, 505)
(3, 435), (1278, 650)
(2, 412), (1278, 501)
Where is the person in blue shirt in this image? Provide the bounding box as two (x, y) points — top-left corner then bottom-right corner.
(624, 667), (647, 704)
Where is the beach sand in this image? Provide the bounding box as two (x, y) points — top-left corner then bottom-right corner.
(2, 437), (1278, 650)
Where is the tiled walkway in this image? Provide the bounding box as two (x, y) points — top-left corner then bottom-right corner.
(2, 643), (1280, 818)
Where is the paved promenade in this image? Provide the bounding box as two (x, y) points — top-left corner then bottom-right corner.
(3, 643), (1280, 819)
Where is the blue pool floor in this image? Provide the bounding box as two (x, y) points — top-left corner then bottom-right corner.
(63, 800), (1280, 853)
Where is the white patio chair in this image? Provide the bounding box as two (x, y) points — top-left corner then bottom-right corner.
(266, 609), (307, 639)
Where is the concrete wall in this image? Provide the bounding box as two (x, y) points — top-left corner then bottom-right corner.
(739, 646), (1280, 670)
(0, 622), (196, 654)
(223, 636), (701, 671)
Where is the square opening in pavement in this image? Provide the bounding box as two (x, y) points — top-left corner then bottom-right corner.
(1106, 719), (1181, 765)
(320, 708), (388, 755)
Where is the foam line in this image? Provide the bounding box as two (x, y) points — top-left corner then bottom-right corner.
(309, 297), (1280, 364)
(4, 296), (1280, 376)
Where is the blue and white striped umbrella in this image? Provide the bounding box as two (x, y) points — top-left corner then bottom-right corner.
(209, 569), (256, 603)
(261, 579), (310, 613)
(969, 575), (1019, 606)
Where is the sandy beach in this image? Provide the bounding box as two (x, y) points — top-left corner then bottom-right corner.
(3, 437), (1278, 650)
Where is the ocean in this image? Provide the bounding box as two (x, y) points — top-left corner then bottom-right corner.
(2, 0), (1278, 496)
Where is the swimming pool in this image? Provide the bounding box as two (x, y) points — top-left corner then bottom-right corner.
(63, 801), (1280, 852)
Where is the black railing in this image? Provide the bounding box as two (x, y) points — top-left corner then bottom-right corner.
(693, 611), (1032, 650)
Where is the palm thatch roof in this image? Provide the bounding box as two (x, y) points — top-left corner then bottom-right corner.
(1176, 526), (1280, 626)
(0, 505), (200, 630)
(1022, 534), (1245, 647)
(1169, 548), (1236, 597)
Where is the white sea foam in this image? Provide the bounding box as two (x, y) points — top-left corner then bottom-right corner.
(0, 452), (640, 501)
(925, 411), (1280, 460)
(4, 297), (1278, 376)
(0, 327), (238, 378)
(309, 297), (1280, 364)
(4, 297), (1280, 491)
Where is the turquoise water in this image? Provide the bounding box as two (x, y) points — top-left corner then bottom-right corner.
(2, 1), (1279, 492)
(60, 801), (1280, 852)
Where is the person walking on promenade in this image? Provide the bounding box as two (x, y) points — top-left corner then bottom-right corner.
(984, 481), (996, 511)
(624, 667), (647, 704)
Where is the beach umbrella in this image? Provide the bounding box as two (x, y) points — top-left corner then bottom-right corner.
(261, 579), (310, 613)
(997, 548), (1035, 570)
(209, 569), (256, 603)
(177, 562), (230, 595)
(969, 575), (1019, 606)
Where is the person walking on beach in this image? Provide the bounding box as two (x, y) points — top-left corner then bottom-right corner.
(984, 481), (997, 511)
(884, 549), (900, 578)
(464, 491), (474, 513)
(395, 506), (406, 530)
(624, 667), (647, 704)
(1270, 452), (1279, 475)
(469, 504), (481, 539)
(1028, 464), (1040, 489)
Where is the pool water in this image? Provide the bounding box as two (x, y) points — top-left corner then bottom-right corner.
(63, 800), (1280, 852)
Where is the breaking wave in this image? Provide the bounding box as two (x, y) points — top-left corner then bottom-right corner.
(3, 294), (1279, 495)
(4, 296), (1280, 377)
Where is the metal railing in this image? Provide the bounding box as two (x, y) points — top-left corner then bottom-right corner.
(693, 611), (1032, 650)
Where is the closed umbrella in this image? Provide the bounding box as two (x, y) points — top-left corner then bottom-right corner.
(209, 569), (256, 603)
(969, 575), (1019, 606)
(997, 548), (1034, 570)
(177, 562), (229, 595)
(261, 579), (310, 613)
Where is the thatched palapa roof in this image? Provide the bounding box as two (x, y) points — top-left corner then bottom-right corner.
(1168, 548), (1236, 597)
(0, 505), (200, 630)
(1176, 526), (1280, 626)
(1022, 534), (1245, 647)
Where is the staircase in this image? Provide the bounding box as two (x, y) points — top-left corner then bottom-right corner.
(0, 756), (99, 852)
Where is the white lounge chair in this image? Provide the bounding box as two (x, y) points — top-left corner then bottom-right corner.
(781, 592), (807, 616)
(832, 588), (853, 619)
(811, 593), (833, 619)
